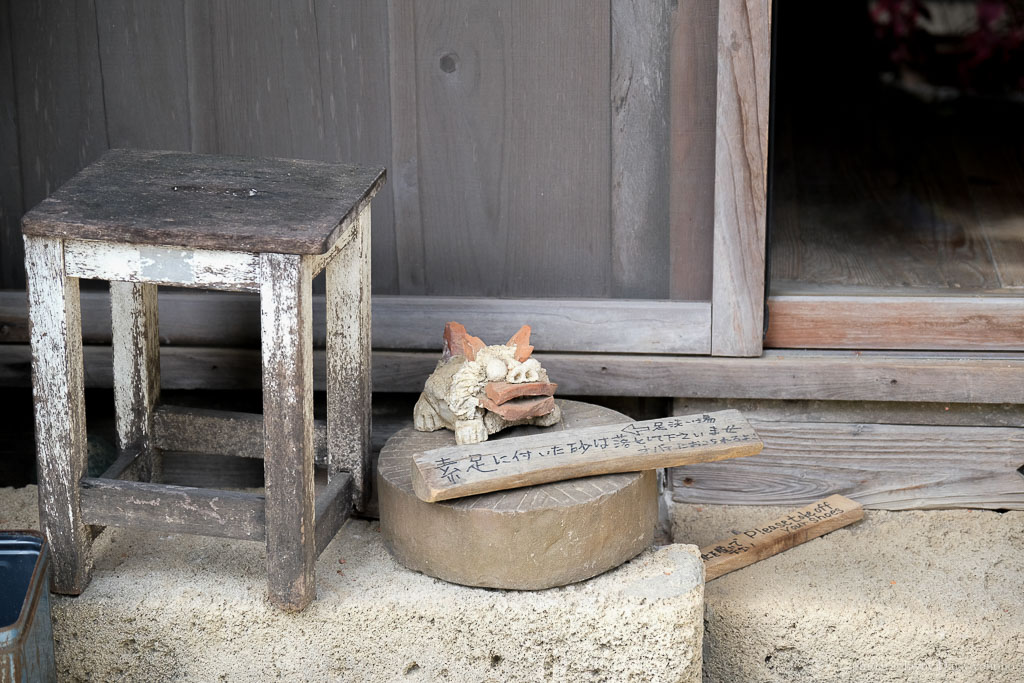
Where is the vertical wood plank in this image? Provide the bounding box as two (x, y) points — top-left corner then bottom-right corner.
(110, 281), (161, 482)
(502, 1), (611, 299)
(205, 0), (325, 162)
(0, 0), (25, 288)
(94, 0), (191, 150)
(326, 208), (372, 511)
(182, 0), (219, 153)
(24, 236), (92, 594)
(10, 0), (108, 255)
(260, 252), (316, 611)
(399, 0), (611, 298)
(196, 1), (398, 295)
(314, 0), (398, 295)
(669, 0), (718, 301)
(387, 0), (426, 294)
(610, 0), (672, 299)
(711, 0), (772, 356)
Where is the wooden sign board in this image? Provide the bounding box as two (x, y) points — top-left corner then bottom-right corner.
(411, 409), (762, 503)
(700, 494), (864, 581)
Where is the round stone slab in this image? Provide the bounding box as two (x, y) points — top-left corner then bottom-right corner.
(378, 400), (658, 590)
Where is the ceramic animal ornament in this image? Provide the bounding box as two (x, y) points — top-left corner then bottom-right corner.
(413, 322), (561, 444)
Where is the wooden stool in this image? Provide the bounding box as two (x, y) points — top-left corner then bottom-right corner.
(22, 149), (384, 611)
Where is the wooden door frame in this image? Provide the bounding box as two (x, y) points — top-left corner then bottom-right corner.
(752, 1), (1024, 352)
(379, 0), (716, 357)
(379, 0), (775, 359)
(710, 0), (773, 357)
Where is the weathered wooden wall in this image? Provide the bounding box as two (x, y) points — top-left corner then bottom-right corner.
(0, 0), (716, 303)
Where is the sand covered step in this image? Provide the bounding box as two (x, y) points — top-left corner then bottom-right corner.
(0, 486), (704, 682)
(673, 503), (1024, 683)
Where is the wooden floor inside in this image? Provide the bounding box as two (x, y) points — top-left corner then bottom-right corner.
(771, 88), (1024, 296)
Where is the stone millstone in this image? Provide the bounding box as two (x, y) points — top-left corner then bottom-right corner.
(378, 400), (658, 590)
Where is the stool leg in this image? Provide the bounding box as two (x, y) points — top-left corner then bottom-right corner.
(260, 253), (316, 611)
(326, 206), (372, 510)
(110, 281), (161, 482)
(24, 236), (92, 594)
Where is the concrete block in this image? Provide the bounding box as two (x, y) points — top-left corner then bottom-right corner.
(673, 503), (1024, 683)
(0, 486), (703, 682)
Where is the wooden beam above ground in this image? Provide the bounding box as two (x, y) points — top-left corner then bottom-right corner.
(2, 345), (1022, 403)
(669, 421), (1024, 510)
(671, 398), (1024, 428)
(0, 291), (712, 355)
(766, 291), (1024, 351)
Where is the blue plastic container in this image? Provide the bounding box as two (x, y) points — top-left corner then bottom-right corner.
(0, 531), (56, 683)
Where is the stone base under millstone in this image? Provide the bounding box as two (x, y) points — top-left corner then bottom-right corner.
(0, 485), (704, 682)
(378, 399), (659, 590)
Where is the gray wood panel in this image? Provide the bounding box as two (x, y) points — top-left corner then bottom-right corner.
(386, 0), (426, 294)
(313, 0), (398, 294)
(670, 421), (1024, 510)
(611, 0), (672, 299)
(157, 0), (399, 290)
(0, 0), (25, 288)
(95, 0), (191, 150)
(2, 1), (700, 309)
(202, 1), (324, 161)
(371, 296), (710, 354)
(10, 0), (108, 276)
(391, 0), (615, 298)
(669, 0), (717, 301)
(182, 0), (218, 153)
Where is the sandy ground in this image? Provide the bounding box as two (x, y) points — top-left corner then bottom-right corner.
(674, 503), (1024, 683)
(1, 485), (703, 682)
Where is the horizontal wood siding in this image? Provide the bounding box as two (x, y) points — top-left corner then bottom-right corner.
(0, 291), (712, 354)
(2, 345), (1022, 404)
(670, 421), (1024, 510)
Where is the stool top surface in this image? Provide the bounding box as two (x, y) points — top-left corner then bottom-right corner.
(22, 149), (385, 255)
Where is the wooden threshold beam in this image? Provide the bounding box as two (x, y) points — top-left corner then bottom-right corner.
(766, 292), (1024, 351)
(2, 345), (1023, 403)
(79, 478), (266, 541)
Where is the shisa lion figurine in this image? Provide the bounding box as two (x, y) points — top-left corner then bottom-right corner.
(413, 322), (561, 445)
